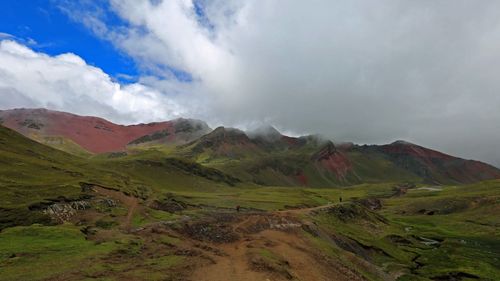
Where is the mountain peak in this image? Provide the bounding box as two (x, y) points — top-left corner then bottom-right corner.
(196, 126), (251, 146)
(391, 140), (416, 146)
(247, 125), (282, 142)
(172, 118), (210, 134)
(298, 134), (331, 147)
(210, 126), (246, 135)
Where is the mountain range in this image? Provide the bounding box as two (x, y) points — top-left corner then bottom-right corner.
(1, 108), (499, 187)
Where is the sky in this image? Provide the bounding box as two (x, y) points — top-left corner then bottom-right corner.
(0, 0), (500, 167)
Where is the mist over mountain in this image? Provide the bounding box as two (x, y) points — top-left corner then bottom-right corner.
(1, 1), (500, 167)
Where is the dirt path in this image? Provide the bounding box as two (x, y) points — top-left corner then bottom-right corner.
(192, 240), (269, 281)
(190, 208), (365, 281)
(124, 199), (138, 229)
(81, 189), (365, 280)
(277, 203), (335, 215)
(92, 186), (139, 229)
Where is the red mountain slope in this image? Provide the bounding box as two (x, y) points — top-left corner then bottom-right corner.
(378, 140), (500, 184)
(311, 141), (353, 180)
(0, 108), (208, 153)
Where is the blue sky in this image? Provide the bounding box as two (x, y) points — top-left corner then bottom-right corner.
(0, 0), (137, 82)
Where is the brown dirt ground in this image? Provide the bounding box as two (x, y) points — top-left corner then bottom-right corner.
(69, 189), (372, 281)
(188, 210), (366, 281)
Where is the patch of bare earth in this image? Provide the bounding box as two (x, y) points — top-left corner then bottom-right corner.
(62, 188), (369, 280)
(189, 212), (365, 281)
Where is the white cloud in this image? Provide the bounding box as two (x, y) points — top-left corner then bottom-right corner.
(7, 1), (500, 166)
(62, 0), (500, 165)
(0, 40), (186, 124)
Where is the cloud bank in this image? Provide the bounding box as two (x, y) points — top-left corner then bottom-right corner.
(2, 0), (500, 166)
(0, 40), (185, 123)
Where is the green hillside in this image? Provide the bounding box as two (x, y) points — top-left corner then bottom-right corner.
(0, 125), (243, 230)
(1, 124), (499, 280)
(33, 135), (93, 158)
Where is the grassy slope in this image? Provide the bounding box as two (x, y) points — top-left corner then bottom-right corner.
(32, 135), (93, 158)
(0, 224), (117, 281)
(0, 125), (247, 280)
(382, 181), (500, 279)
(153, 140), (425, 187)
(347, 150), (422, 183)
(1, 125), (499, 280)
(0, 126), (87, 208)
(0, 125), (246, 228)
(308, 180), (500, 280)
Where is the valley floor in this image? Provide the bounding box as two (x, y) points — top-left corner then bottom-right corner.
(1, 181), (499, 281)
(74, 186), (360, 280)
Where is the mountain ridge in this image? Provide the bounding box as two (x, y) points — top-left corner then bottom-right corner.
(0, 108), (210, 153)
(1, 107), (499, 186)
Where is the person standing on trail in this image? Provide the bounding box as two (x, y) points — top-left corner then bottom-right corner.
(339, 196), (342, 203)
(236, 205), (240, 212)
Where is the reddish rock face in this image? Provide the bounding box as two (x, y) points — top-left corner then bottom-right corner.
(318, 152), (352, 180)
(381, 140), (454, 164)
(380, 141), (500, 183)
(312, 141), (353, 180)
(0, 108), (190, 153)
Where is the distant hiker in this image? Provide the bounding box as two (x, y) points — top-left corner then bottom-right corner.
(339, 197), (342, 203)
(236, 205), (240, 212)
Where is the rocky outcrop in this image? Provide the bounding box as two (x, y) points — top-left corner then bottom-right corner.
(354, 198), (383, 211)
(311, 141), (338, 161)
(312, 141), (353, 180)
(97, 198), (117, 208)
(150, 198), (187, 213)
(43, 201), (91, 222)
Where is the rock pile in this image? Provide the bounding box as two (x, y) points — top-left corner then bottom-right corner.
(43, 201), (91, 222)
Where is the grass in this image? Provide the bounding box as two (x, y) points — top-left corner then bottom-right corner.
(32, 135), (93, 158)
(0, 224), (117, 281)
(157, 235), (182, 246)
(381, 181), (500, 279)
(304, 180), (500, 280)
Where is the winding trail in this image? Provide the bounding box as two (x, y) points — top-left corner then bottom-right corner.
(277, 203), (335, 215)
(92, 186), (139, 230)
